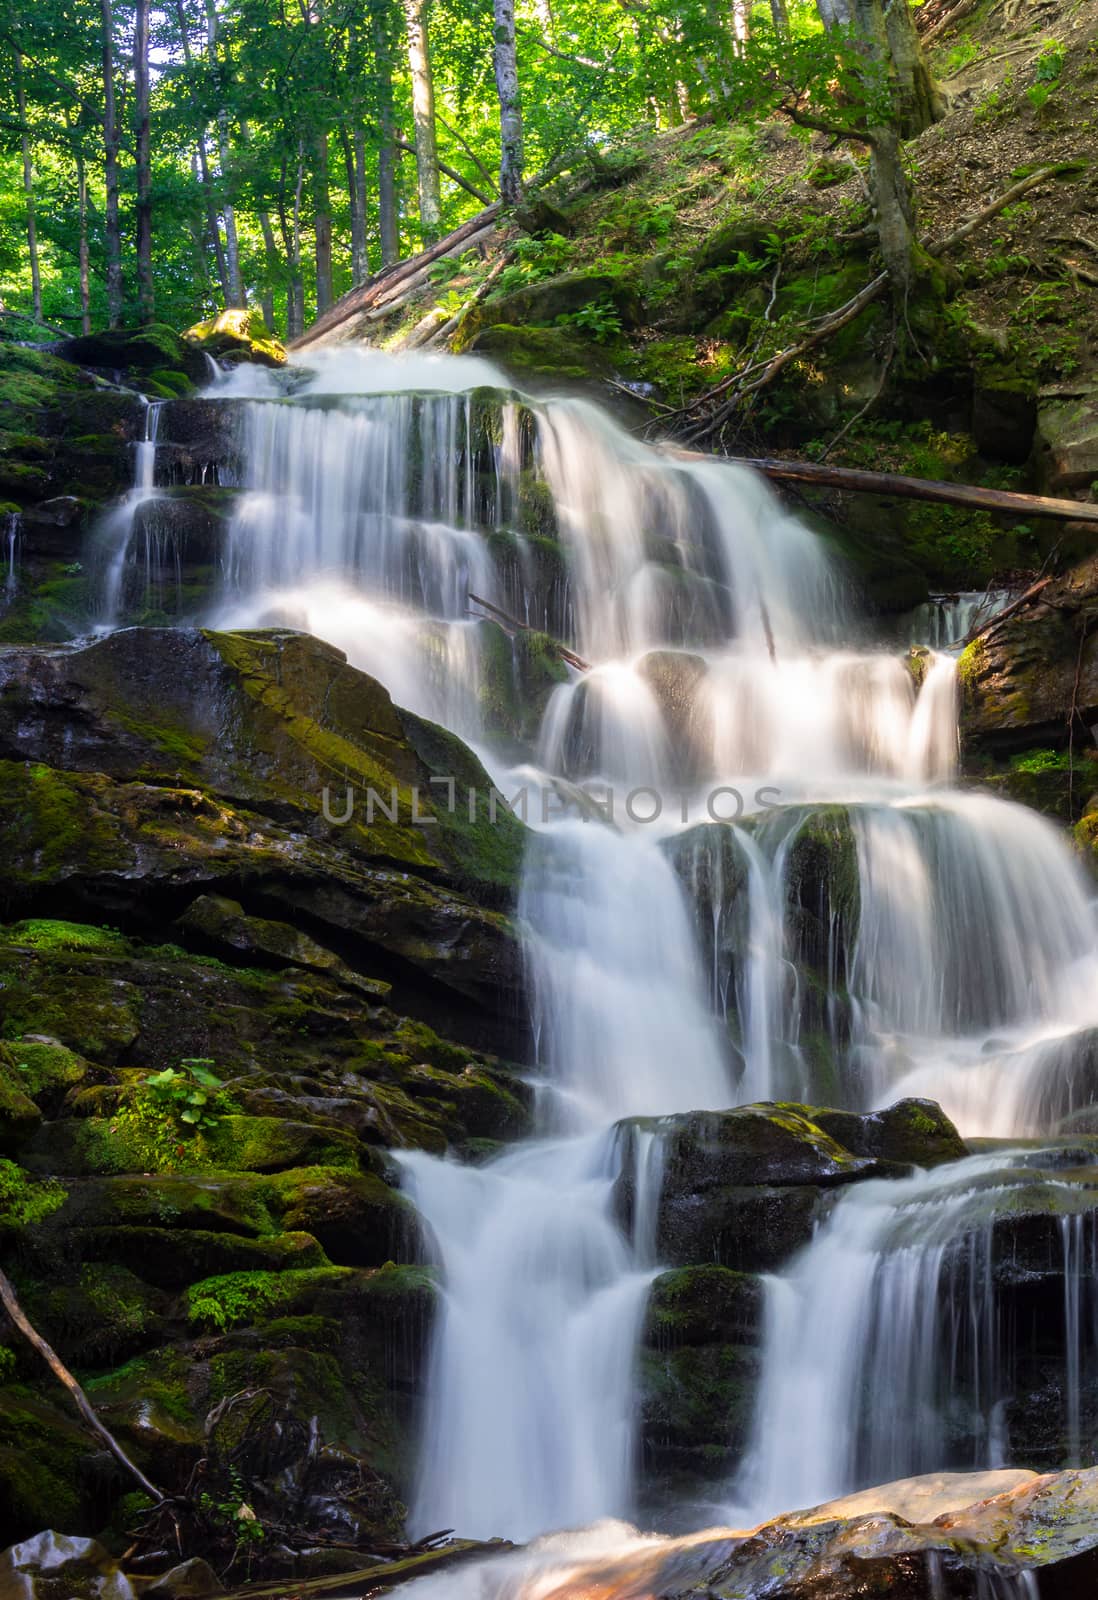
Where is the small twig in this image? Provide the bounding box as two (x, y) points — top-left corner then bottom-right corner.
(468, 591), (590, 671)
(961, 576), (1054, 647)
(1068, 618), (1090, 816)
(818, 314), (896, 461)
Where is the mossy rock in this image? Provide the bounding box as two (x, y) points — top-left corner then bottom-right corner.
(465, 323), (615, 384)
(0, 1037), (87, 1106)
(184, 309), (287, 369)
(640, 1103), (879, 1196)
(0, 1404), (98, 1541)
(0, 628), (527, 1018)
(175, 893), (390, 996)
(809, 1098), (967, 1170)
(639, 1341), (758, 1473)
(263, 1166), (418, 1266)
(57, 323), (207, 384)
(645, 1264), (763, 1347)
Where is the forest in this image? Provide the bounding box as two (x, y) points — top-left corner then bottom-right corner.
(1, 0), (962, 338)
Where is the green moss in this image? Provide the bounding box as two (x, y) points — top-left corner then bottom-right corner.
(958, 636), (988, 690)
(0, 761), (125, 884)
(5, 919), (129, 955)
(184, 309), (287, 368)
(186, 1265), (351, 1331)
(0, 1159), (65, 1228)
(0, 1039), (84, 1102)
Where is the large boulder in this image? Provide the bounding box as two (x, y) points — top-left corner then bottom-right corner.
(183, 309), (287, 369)
(0, 628), (526, 1027)
(1035, 384), (1098, 494)
(959, 554), (1098, 756)
(521, 1467), (1098, 1599)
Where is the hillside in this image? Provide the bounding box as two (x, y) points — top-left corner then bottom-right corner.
(308, 0), (1098, 605)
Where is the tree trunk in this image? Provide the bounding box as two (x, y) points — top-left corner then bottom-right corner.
(206, 0), (245, 306)
(731, 0), (751, 44)
(77, 149), (91, 334)
(817, 0), (852, 24)
(492, 0), (524, 205)
(849, 0), (939, 293)
(314, 129), (334, 313)
(402, 0), (442, 244)
(257, 210), (279, 327)
(134, 0), (155, 320)
(867, 123), (917, 293)
(881, 0), (945, 135)
(174, 0), (230, 303)
(372, 0), (400, 265)
(13, 48), (42, 323)
(100, 0), (124, 326)
(770, 0), (790, 31)
(341, 125), (371, 285)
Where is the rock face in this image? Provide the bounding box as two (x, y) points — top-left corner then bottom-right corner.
(0, 624), (534, 1546)
(959, 554), (1098, 758)
(523, 1467), (1098, 1600)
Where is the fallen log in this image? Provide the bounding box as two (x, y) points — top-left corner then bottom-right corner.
(296, 205), (503, 348)
(468, 591), (591, 672)
(678, 454), (1098, 527)
(0, 1266), (164, 1504)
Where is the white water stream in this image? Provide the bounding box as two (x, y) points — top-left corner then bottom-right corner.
(100, 345), (1098, 1551)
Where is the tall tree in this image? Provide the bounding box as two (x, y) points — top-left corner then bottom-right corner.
(205, 0), (245, 305)
(173, 0), (231, 304)
(372, 0), (400, 266)
(100, 0), (124, 325)
(13, 46), (41, 322)
(313, 129), (333, 312)
(492, 0), (523, 205)
(401, 0), (441, 243)
(817, 0), (851, 24)
(847, 0), (942, 289)
(134, 0), (155, 319)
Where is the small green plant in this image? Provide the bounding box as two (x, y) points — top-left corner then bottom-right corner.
(427, 255), (463, 285)
(144, 1058), (223, 1132)
(0, 1160), (65, 1229)
(199, 1469), (266, 1571)
(494, 232), (574, 294)
(1035, 39), (1066, 82)
(943, 38), (979, 76)
(555, 296), (622, 341)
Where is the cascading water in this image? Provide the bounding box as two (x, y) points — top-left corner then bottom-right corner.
(95, 343), (1098, 1556)
(97, 397), (164, 628)
(731, 1150), (1098, 1521)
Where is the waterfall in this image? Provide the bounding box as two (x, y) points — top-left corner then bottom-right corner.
(93, 344), (1098, 1545)
(3, 510), (19, 598)
(96, 397), (164, 628)
(731, 1150), (1098, 1520)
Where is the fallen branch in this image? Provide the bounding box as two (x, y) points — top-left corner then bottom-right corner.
(424, 250), (516, 349)
(681, 274), (889, 445)
(686, 459), (1098, 528)
(468, 591), (591, 672)
(961, 576), (1054, 646)
(0, 1266), (164, 1503)
(930, 166), (1070, 254)
(923, 0), (979, 47)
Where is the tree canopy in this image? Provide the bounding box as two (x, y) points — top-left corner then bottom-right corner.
(0, 0), (941, 337)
